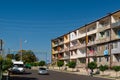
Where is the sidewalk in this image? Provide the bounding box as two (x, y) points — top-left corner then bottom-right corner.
(49, 66), (120, 80)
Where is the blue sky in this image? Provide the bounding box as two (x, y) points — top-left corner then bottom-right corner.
(0, 0), (120, 54)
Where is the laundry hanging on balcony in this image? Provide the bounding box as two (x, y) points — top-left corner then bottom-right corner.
(104, 50), (108, 56)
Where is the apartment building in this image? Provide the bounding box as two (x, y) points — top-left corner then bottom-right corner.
(51, 10), (120, 67)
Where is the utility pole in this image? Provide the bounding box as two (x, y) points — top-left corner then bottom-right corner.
(20, 39), (22, 61)
(0, 39), (3, 80)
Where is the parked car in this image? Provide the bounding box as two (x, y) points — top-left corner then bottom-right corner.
(38, 67), (49, 75)
(10, 61), (25, 74)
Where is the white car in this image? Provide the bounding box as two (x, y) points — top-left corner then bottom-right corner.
(38, 67), (49, 75)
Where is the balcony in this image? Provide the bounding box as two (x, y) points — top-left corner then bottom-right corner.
(59, 42), (64, 45)
(97, 25), (110, 32)
(96, 37), (110, 44)
(52, 43), (58, 47)
(70, 45), (77, 50)
(54, 51), (58, 54)
(87, 29), (97, 36)
(111, 35), (120, 40)
(64, 48), (69, 52)
(62, 55), (70, 60)
(87, 51), (97, 57)
(59, 49), (65, 53)
(78, 33), (86, 38)
(70, 55), (78, 59)
(78, 44), (86, 48)
(111, 21), (120, 28)
(87, 41), (95, 46)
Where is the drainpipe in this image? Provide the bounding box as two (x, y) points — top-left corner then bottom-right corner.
(108, 13), (112, 69)
(85, 25), (88, 67)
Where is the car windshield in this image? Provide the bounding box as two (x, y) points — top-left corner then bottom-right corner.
(39, 68), (46, 70)
(14, 64), (24, 67)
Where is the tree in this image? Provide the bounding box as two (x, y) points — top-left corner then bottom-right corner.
(39, 61), (46, 66)
(15, 50), (37, 63)
(68, 61), (76, 71)
(87, 62), (97, 76)
(6, 54), (14, 60)
(99, 65), (108, 75)
(15, 53), (21, 61)
(57, 61), (64, 70)
(2, 58), (13, 71)
(112, 66), (120, 78)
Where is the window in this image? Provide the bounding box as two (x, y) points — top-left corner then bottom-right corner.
(99, 57), (101, 62)
(106, 31), (110, 37)
(105, 44), (109, 49)
(113, 42), (118, 49)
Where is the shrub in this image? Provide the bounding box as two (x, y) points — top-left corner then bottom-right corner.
(68, 61), (76, 69)
(112, 66), (120, 78)
(88, 62), (97, 70)
(57, 61), (64, 70)
(99, 65), (108, 75)
(39, 61), (46, 66)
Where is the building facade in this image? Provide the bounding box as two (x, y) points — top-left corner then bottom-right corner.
(51, 10), (120, 67)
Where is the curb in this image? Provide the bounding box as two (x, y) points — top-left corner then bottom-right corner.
(49, 69), (118, 80)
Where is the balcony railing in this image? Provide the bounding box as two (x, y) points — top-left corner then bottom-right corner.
(87, 41), (95, 46)
(54, 51), (58, 54)
(77, 44), (86, 48)
(59, 42), (64, 45)
(70, 44), (79, 50)
(111, 35), (120, 40)
(64, 48), (69, 51)
(62, 56), (70, 59)
(98, 24), (110, 32)
(111, 21), (120, 28)
(87, 51), (97, 57)
(70, 55), (78, 59)
(78, 33), (86, 38)
(53, 44), (58, 47)
(96, 37), (110, 44)
(59, 49), (65, 53)
(87, 29), (97, 35)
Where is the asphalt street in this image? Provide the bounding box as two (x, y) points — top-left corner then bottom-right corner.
(3, 69), (112, 80)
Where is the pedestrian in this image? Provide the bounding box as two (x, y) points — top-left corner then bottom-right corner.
(90, 69), (93, 77)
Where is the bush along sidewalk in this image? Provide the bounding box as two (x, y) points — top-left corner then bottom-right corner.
(87, 62), (97, 77)
(99, 65), (108, 75)
(112, 66), (120, 79)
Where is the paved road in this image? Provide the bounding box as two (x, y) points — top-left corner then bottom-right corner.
(5, 69), (112, 80)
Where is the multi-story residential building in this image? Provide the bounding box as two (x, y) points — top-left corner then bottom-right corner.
(51, 10), (120, 67)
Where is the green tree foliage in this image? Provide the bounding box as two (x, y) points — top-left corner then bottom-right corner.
(99, 65), (108, 75)
(15, 53), (21, 61)
(6, 54), (14, 60)
(0, 55), (3, 63)
(39, 60), (46, 66)
(15, 50), (37, 63)
(2, 58), (13, 71)
(88, 62), (97, 70)
(0, 56), (12, 71)
(112, 66), (120, 78)
(57, 61), (64, 69)
(68, 61), (76, 69)
(87, 62), (97, 76)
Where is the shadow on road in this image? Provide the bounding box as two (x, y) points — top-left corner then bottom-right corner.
(2, 76), (38, 80)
